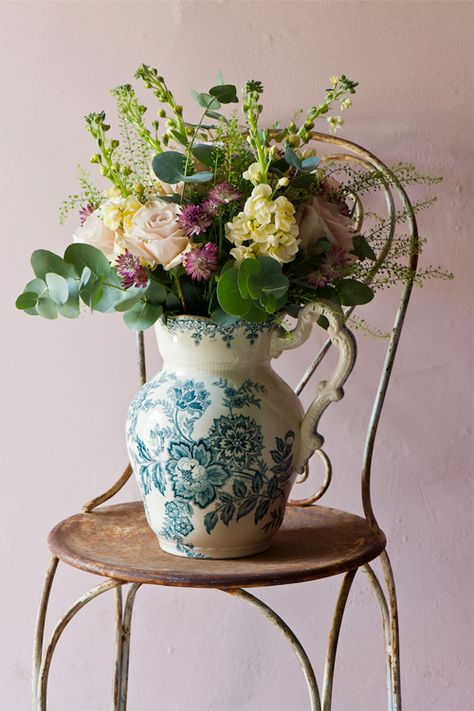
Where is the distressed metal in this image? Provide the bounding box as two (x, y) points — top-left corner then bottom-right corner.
(116, 583), (142, 711)
(31, 133), (418, 709)
(47, 501), (385, 588)
(32, 556), (59, 710)
(37, 579), (119, 710)
(289, 448), (332, 506)
(224, 588), (321, 711)
(380, 550), (402, 710)
(113, 586), (124, 710)
(322, 569), (357, 711)
(363, 563), (393, 707)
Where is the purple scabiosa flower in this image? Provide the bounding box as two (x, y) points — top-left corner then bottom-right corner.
(321, 246), (353, 279)
(79, 204), (96, 225)
(182, 243), (219, 282)
(178, 204), (212, 237)
(306, 270), (328, 288)
(115, 250), (148, 289)
(204, 182), (241, 214)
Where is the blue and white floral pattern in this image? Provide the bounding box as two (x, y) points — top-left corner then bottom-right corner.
(165, 317), (274, 347)
(127, 370), (296, 557)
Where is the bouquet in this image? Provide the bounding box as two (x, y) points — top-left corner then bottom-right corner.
(16, 66), (450, 332)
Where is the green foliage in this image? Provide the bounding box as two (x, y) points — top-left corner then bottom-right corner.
(152, 151), (213, 184)
(217, 257), (288, 320)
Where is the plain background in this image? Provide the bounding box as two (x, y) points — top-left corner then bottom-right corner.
(1, 1), (473, 709)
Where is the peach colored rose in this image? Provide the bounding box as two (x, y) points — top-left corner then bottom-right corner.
(72, 211), (117, 260)
(297, 195), (354, 253)
(124, 201), (189, 268)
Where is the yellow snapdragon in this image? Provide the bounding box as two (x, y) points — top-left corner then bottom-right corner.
(225, 184), (300, 264)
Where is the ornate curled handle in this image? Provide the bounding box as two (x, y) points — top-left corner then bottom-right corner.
(270, 302), (357, 476)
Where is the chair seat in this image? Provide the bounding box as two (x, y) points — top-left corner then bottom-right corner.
(48, 502), (386, 589)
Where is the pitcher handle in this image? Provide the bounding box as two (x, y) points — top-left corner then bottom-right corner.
(270, 302), (356, 474)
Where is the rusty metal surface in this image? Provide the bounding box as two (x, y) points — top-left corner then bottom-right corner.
(47, 502), (385, 589)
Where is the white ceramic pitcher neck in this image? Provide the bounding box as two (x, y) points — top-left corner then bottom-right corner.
(154, 316), (275, 368)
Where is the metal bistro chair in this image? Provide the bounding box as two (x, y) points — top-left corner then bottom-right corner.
(32, 134), (418, 711)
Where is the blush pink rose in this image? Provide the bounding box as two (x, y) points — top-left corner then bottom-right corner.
(72, 211), (117, 260)
(124, 201), (189, 268)
(297, 195), (354, 254)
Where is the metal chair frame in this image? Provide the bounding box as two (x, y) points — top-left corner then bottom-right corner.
(32, 133), (418, 711)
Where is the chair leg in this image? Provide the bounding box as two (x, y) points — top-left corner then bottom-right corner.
(114, 583), (142, 711)
(32, 557), (59, 710)
(380, 551), (401, 711)
(322, 569), (357, 711)
(36, 578), (119, 710)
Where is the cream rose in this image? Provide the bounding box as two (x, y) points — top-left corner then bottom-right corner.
(297, 195), (354, 253)
(123, 200), (189, 268)
(73, 211), (117, 260)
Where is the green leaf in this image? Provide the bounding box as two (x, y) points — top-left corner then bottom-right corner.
(210, 308), (239, 327)
(59, 278), (80, 318)
(36, 296), (58, 319)
(288, 174), (315, 188)
(45, 273), (68, 305)
(114, 294), (142, 312)
(217, 268), (253, 317)
(209, 84), (238, 103)
(237, 258), (261, 299)
(152, 151), (187, 184)
(284, 147), (302, 170)
(183, 171), (214, 184)
(204, 109), (227, 122)
(192, 143), (221, 168)
(300, 156), (320, 172)
(336, 279), (375, 306)
(191, 89), (221, 111)
(168, 129), (188, 147)
(31, 249), (75, 279)
(16, 292), (39, 310)
(145, 280), (167, 305)
(79, 266), (92, 288)
(64, 243), (111, 278)
(80, 270), (126, 313)
(123, 301), (163, 330)
(352, 235), (377, 261)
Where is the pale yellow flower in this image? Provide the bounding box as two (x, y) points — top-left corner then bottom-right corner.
(226, 184), (300, 264)
(329, 75), (339, 88)
(340, 98), (352, 111)
(242, 162), (262, 186)
(122, 196), (143, 233)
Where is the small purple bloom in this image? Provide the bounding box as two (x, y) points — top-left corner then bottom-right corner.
(79, 204), (95, 225)
(178, 204), (212, 237)
(306, 270), (328, 288)
(182, 243), (219, 282)
(115, 250), (148, 289)
(204, 182), (241, 214)
(321, 246), (352, 279)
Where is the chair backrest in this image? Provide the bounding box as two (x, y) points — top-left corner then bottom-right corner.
(288, 133), (418, 533)
(82, 133), (418, 534)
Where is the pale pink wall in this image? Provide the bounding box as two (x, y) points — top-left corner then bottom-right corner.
(1, 1), (473, 709)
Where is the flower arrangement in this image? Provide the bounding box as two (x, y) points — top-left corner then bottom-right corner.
(16, 66), (451, 331)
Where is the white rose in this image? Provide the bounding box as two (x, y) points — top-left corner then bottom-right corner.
(124, 200), (189, 268)
(296, 195), (354, 253)
(73, 211), (117, 260)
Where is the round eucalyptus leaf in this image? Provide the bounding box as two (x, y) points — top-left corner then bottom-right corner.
(45, 273), (69, 305)
(15, 292), (39, 310)
(36, 296), (58, 319)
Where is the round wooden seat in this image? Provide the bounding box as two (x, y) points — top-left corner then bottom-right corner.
(48, 502), (386, 589)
